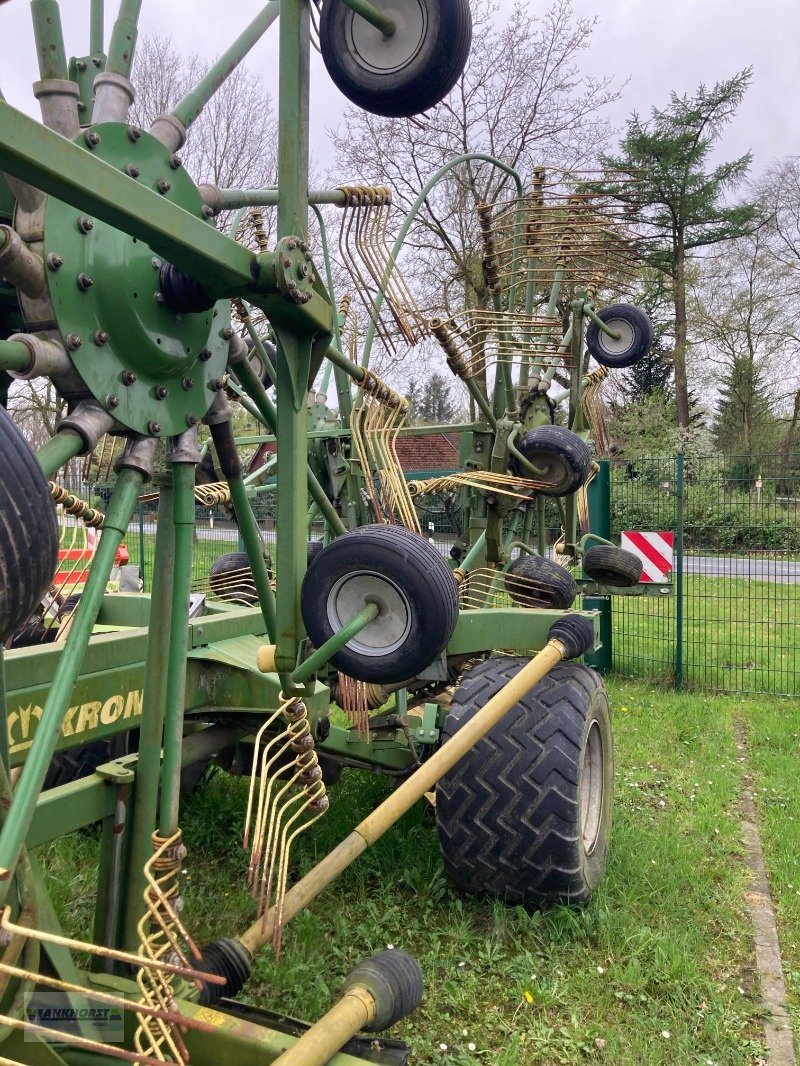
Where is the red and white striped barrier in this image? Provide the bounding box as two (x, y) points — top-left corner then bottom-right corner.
(620, 531), (674, 583)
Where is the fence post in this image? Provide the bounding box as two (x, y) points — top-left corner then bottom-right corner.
(138, 501), (146, 591)
(674, 453), (684, 690)
(583, 459), (612, 673)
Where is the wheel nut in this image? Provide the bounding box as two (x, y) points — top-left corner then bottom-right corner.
(199, 347), (212, 362)
(65, 333), (82, 351)
(202, 205), (215, 219)
(154, 385), (169, 399)
(46, 253), (63, 270)
(185, 414), (198, 427)
(78, 217), (94, 234)
(157, 179), (172, 194)
(94, 329), (109, 345)
(106, 394), (119, 409)
(84, 129), (100, 148)
(169, 153), (183, 169)
(121, 370), (137, 385)
(128, 125), (142, 142)
(147, 421), (162, 435)
(209, 378), (223, 391)
(125, 163), (141, 178)
(154, 291), (165, 304)
(220, 326), (233, 340)
(151, 257), (162, 269)
(181, 376), (195, 391)
(77, 272), (94, 290)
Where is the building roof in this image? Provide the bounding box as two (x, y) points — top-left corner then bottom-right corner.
(395, 432), (460, 472)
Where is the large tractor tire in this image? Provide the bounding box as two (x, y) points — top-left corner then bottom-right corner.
(504, 554), (577, 609)
(436, 657), (613, 904)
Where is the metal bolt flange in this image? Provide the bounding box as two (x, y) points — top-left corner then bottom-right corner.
(77, 217), (94, 234)
(151, 257), (161, 269)
(77, 272), (94, 290)
(106, 394), (119, 409)
(154, 385), (169, 399)
(181, 376), (195, 391)
(125, 163), (141, 178)
(94, 330), (109, 346)
(185, 414), (198, 427)
(220, 326), (233, 340)
(202, 205), (214, 219)
(65, 333), (83, 351)
(199, 348), (212, 362)
(46, 253), (63, 271)
(154, 291), (165, 304)
(121, 370), (137, 385)
(156, 179), (172, 195)
(128, 125), (142, 141)
(84, 129), (100, 149)
(169, 153), (183, 169)
(209, 378), (223, 391)
(147, 420), (162, 435)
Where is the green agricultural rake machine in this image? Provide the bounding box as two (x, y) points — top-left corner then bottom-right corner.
(0, 1), (653, 1062)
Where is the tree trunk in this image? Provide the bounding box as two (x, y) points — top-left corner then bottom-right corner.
(672, 234), (690, 428)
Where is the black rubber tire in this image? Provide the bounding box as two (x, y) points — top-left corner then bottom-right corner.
(504, 554), (577, 609)
(0, 404), (59, 643)
(44, 734), (131, 791)
(59, 591), (82, 618)
(511, 424), (591, 496)
(585, 303), (653, 369)
(300, 524), (458, 684)
(209, 552), (258, 606)
(307, 539), (325, 567)
(320, 0), (472, 118)
(436, 657), (613, 904)
(582, 545), (642, 588)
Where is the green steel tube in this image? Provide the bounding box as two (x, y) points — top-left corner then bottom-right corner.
(137, 500), (146, 590)
(582, 302), (621, 340)
(221, 188), (351, 208)
(583, 459), (612, 674)
(104, 0), (142, 77)
(361, 153), (523, 368)
(123, 485), (175, 951)
(227, 469), (278, 644)
(0, 648), (9, 774)
(0, 339), (33, 374)
(0, 467), (143, 899)
(36, 429), (84, 477)
(458, 530), (486, 574)
(31, 1), (69, 80)
(235, 356), (347, 536)
(290, 603), (379, 685)
(172, 3), (280, 130)
(339, 0), (396, 35)
(464, 375), (497, 431)
(326, 343), (366, 384)
(158, 462), (197, 836)
(90, 0), (104, 55)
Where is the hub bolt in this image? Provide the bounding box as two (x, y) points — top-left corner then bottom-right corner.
(181, 376), (195, 391)
(65, 333), (82, 351)
(84, 129), (100, 149)
(121, 370), (137, 385)
(94, 330), (109, 346)
(185, 414), (199, 427)
(125, 163), (141, 179)
(128, 126), (142, 142)
(77, 217), (94, 234)
(154, 291), (165, 304)
(286, 239), (297, 251)
(209, 378), (223, 391)
(199, 348), (212, 362)
(154, 385), (169, 399)
(169, 153), (183, 169)
(157, 179), (172, 195)
(202, 205), (215, 219)
(283, 258), (292, 268)
(106, 394), (119, 409)
(147, 421), (162, 435)
(46, 253), (63, 271)
(220, 326), (233, 340)
(76, 60), (87, 72)
(151, 257), (162, 269)
(76, 272), (94, 290)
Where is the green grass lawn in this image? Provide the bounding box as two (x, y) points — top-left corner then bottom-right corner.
(39, 676), (785, 1065)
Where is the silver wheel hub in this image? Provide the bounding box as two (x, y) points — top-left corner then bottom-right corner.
(347, 0), (427, 74)
(598, 317), (634, 356)
(580, 720), (604, 854)
(326, 570), (412, 657)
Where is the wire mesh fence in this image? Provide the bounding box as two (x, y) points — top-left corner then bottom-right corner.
(609, 453), (800, 696)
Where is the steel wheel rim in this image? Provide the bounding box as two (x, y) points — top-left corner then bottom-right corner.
(326, 569), (412, 657)
(580, 720), (604, 854)
(346, 0), (427, 74)
(597, 317), (634, 357)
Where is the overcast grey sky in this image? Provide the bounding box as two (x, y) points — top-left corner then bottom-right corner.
(0, 0), (797, 178)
